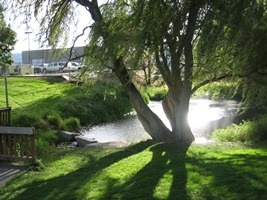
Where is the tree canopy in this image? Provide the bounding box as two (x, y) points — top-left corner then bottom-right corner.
(196, 0), (267, 111)
(0, 4), (16, 66)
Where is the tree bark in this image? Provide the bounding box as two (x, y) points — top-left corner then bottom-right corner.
(162, 84), (194, 143)
(113, 57), (174, 142)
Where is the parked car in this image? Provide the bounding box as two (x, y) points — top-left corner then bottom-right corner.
(35, 63), (49, 74)
(42, 62), (65, 73)
(64, 62), (82, 72)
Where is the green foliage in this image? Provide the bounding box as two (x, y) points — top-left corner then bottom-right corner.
(0, 5), (16, 47)
(193, 81), (241, 100)
(58, 82), (132, 125)
(211, 114), (267, 143)
(0, 4), (16, 67)
(28, 159), (45, 172)
(12, 112), (78, 133)
(140, 91), (150, 104)
(240, 78), (267, 112)
(142, 86), (168, 101)
(0, 77), (132, 129)
(63, 117), (80, 132)
(12, 114), (49, 130)
(46, 114), (63, 128)
(196, 0), (267, 110)
(35, 130), (61, 156)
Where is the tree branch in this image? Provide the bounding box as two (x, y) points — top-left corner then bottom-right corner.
(75, 0), (103, 22)
(67, 25), (91, 61)
(191, 73), (232, 94)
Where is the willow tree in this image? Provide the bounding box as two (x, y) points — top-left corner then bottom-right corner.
(9, 0), (261, 143)
(196, 0), (267, 113)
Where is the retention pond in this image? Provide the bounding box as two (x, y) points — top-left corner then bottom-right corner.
(81, 99), (238, 144)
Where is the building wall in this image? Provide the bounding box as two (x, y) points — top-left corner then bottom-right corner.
(22, 46), (85, 66)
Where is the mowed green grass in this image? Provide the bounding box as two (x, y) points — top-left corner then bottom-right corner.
(0, 142), (266, 200)
(0, 76), (80, 118)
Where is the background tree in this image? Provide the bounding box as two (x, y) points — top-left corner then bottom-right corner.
(9, 0), (265, 143)
(0, 4), (16, 71)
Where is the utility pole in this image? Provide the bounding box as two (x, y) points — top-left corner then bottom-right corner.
(25, 30), (32, 65)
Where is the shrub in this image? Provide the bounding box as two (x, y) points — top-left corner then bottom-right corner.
(46, 114), (63, 128)
(35, 130), (61, 156)
(12, 114), (49, 130)
(141, 92), (150, 104)
(142, 86), (168, 101)
(211, 114), (267, 143)
(63, 117), (80, 132)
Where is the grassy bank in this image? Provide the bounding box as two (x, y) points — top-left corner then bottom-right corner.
(0, 76), (132, 156)
(212, 114), (267, 143)
(0, 76), (132, 127)
(0, 142), (266, 199)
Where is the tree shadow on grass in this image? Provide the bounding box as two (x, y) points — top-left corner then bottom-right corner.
(101, 142), (191, 200)
(186, 150), (267, 199)
(3, 140), (266, 200)
(1, 141), (191, 200)
(2, 141), (154, 200)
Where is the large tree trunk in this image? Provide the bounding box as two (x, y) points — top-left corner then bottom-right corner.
(160, 0), (199, 143)
(162, 84), (195, 143)
(113, 57), (174, 142)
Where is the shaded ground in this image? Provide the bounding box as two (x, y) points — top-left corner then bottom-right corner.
(0, 162), (28, 187)
(0, 141), (130, 187)
(0, 142), (267, 200)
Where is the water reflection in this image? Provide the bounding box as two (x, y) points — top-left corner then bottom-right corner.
(81, 99), (238, 144)
(189, 99), (238, 135)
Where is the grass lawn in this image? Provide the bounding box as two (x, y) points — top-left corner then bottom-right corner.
(0, 141), (266, 200)
(0, 76), (78, 117)
(0, 76), (132, 127)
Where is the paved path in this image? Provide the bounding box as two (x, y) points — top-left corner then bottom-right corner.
(0, 162), (27, 187)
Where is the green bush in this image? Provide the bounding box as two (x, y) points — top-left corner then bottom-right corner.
(35, 130), (61, 156)
(13, 112), (80, 133)
(142, 86), (168, 101)
(12, 114), (49, 130)
(141, 92), (150, 104)
(63, 117), (80, 132)
(211, 114), (267, 143)
(46, 114), (63, 128)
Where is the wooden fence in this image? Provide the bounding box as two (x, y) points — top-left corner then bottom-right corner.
(0, 126), (36, 163)
(0, 107), (11, 126)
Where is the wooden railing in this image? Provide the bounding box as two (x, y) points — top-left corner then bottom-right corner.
(0, 107), (11, 126)
(0, 126), (36, 163)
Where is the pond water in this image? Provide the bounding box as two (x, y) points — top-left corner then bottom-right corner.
(80, 99), (238, 144)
